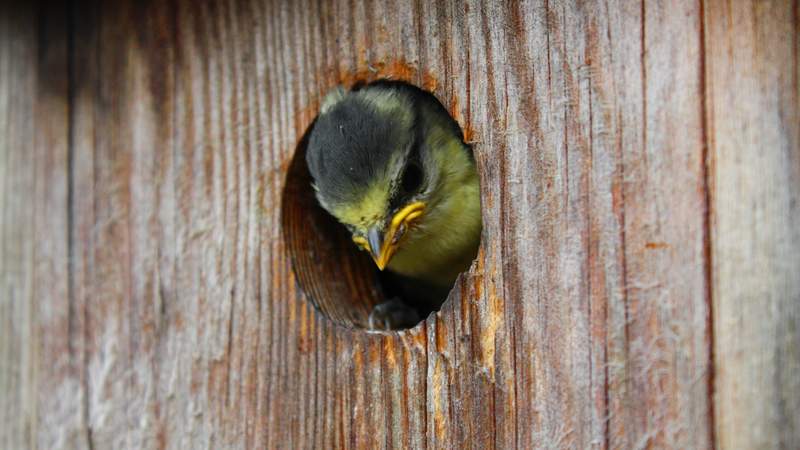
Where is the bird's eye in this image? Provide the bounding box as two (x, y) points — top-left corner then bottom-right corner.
(401, 162), (423, 194)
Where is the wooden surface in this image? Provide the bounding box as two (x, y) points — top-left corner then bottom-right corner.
(1, 1), (797, 449)
(705, 1), (800, 448)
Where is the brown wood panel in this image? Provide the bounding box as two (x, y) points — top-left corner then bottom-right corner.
(0, 0), (796, 449)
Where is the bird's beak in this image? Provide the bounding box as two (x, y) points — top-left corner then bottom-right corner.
(366, 202), (426, 270)
(367, 227), (385, 268)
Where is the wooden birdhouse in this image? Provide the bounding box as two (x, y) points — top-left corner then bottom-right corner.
(1, 1), (798, 448)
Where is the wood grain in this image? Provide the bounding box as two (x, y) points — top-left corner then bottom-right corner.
(1, 3), (76, 449)
(705, 1), (800, 448)
(0, 0), (796, 448)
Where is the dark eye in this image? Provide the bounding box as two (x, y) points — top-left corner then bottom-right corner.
(401, 162), (423, 193)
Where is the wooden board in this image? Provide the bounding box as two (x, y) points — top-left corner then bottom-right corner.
(0, 3), (73, 448)
(0, 0), (796, 448)
(705, 1), (800, 448)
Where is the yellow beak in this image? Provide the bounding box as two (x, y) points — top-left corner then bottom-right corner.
(365, 202), (426, 270)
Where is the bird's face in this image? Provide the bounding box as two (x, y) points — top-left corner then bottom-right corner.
(346, 185), (428, 271)
(306, 85), (451, 270)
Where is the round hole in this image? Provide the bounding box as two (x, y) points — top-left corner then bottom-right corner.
(281, 80), (480, 331)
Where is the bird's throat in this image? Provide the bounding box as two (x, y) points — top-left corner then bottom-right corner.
(386, 169), (481, 287)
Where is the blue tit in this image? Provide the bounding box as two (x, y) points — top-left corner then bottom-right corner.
(305, 81), (481, 330)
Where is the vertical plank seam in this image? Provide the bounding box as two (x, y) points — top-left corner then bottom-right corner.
(698, 0), (717, 448)
(65, 0), (77, 399)
(64, 0), (95, 446)
(85, 1), (100, 447)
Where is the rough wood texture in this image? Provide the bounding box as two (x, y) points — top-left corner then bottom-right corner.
(0, 0), (797, 449)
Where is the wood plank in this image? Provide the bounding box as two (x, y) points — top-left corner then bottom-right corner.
(0, 3), (78, 449)
(3, 0), (795, 448)
(69, 1), (183, 448)
(616, 1), (713, 447)
(705, 1), (800, 448)
(93, 0), (714, 447)
(0, 7), (38, 448)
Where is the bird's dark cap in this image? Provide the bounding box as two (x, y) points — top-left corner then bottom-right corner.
(305, 87), (413, 209)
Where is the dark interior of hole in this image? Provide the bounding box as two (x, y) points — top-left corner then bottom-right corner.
(281, 128), (383, 328)
(282, 81), (474, 330)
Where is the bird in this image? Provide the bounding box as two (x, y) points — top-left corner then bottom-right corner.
(305, 80), (482, 330)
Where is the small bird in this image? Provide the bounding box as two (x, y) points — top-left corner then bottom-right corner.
(305, 80), (481, 330)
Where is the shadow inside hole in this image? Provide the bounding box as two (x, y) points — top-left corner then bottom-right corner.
(281, 126), (383, 329)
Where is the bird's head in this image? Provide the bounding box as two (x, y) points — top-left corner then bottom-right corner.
(305, 81), (470, 271)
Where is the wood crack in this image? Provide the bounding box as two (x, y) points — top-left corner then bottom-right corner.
(698, 0), (717, 448)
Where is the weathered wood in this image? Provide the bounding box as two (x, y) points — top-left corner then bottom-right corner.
(0, 0), (797, 449)
(0, 3), (74, 449)
(705, 1), (800, 448)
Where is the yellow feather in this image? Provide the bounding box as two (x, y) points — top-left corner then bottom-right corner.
(386, 132), (481, 286)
